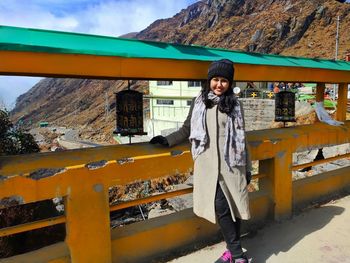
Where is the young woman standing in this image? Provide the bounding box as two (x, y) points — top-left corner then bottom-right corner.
(150, 59), (252, 263)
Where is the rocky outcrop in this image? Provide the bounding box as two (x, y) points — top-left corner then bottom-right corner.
(180, 2), (205, 26)
(285, 9), (317, 48)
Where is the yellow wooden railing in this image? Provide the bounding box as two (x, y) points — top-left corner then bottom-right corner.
(1, 120), (350, 262)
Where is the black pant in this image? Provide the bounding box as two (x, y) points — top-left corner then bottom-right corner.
(215, 183), (244, 258)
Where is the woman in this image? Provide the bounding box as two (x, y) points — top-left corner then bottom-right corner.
(150, 59), (252, 263)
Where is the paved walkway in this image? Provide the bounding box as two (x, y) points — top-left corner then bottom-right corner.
(168, 195), (350, 263)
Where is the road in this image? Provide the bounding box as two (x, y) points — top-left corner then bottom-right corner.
(31, 126), (101, 150)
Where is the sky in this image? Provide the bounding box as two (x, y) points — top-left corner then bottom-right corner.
(0, 0), (198, 109)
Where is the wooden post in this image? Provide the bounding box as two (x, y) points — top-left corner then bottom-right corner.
(315, 83), (325, 102)
(259, 147), (293, 220)
(336, 83), (348, 121)
(64, 169), (112, 262)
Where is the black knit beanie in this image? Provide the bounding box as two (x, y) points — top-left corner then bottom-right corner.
(207, 59), (234, 87)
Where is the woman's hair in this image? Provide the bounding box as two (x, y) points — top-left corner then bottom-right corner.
(200, 80), (238, 114)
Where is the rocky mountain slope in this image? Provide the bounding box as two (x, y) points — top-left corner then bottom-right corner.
(11, 0), (350, 144)
(136, 0), (350, 58)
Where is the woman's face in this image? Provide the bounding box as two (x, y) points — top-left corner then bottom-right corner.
(210, 77), (230, 96)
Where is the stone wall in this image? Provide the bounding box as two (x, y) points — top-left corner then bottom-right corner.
(241, 98), (275, 131)
(241, 98), (315, 131)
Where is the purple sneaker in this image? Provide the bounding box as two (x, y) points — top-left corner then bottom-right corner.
(215, 250), (233, 263)
(215, 250), (250, 263)
(234, 257), (249, 263)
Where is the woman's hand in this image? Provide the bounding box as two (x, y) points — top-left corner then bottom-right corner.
(246, 171), (256, 192)
(245, 171), (252, 185)
(149, 135), (169, 146)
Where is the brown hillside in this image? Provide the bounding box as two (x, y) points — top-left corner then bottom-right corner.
(11, 0), (350, 143)
(136, 0), (350, 58)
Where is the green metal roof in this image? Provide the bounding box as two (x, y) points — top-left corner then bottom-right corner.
(1, 25), (350, 71)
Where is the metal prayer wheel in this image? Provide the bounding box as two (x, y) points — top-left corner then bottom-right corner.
(114, 90), (146, 136)
(274, 91), (296, 123)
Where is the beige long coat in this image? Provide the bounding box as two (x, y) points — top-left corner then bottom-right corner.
(166, 100), (251, 224)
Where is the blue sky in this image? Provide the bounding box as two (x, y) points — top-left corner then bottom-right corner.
(0, 0), (198, 109)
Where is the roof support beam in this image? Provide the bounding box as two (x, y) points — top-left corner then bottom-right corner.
(336, 83), (348, 121)
(1, 51), (350, 83)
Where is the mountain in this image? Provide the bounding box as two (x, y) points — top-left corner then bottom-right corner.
(136, 0), (350, 58)
(11, 0), (350, 144)
(11, 79), (148, 143)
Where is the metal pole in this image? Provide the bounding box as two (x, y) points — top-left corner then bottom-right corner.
(333, 16), (340, 100)
(138, 205), (146, 220)
(335, 15), (340, 60)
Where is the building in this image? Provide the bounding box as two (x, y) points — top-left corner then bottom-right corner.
(146, 80), (202, 137)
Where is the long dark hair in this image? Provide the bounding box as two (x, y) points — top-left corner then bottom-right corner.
(201, 80), (238, 115)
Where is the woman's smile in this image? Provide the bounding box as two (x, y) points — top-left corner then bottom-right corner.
(210, 77), (230, 96)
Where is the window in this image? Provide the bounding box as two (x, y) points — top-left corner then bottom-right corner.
(156, 99), (174, 105)
(188, 81), (201, 87)
(157, 81), (173, 86)
(187, 100), (192, 106)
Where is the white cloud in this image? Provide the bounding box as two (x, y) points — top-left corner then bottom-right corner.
(0, 0), (197, 36)
(0, 1), (79, 32)
(0, 0), (198, 108)
(0, 76), (42, 110)
(78, 0), (197, 37)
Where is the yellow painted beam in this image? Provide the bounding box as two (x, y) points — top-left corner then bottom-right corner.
(236, 64), (350, 83)
(0, 143), (190, 176)
(0, 242), (70, 263)
(0, 216), (65, 238)
(247, 121), (350, 160)
(336, 83), (348, 121)
(292, 152), (350, 171)
(2, 51), (350, 82)
(293, 166), (350, 207)
(110, 188), (193, 212)
(0, 152), (193, 205)
(1, 122), (350, 179)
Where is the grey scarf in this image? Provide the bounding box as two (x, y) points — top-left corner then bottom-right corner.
(189, 92), (247, 170)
